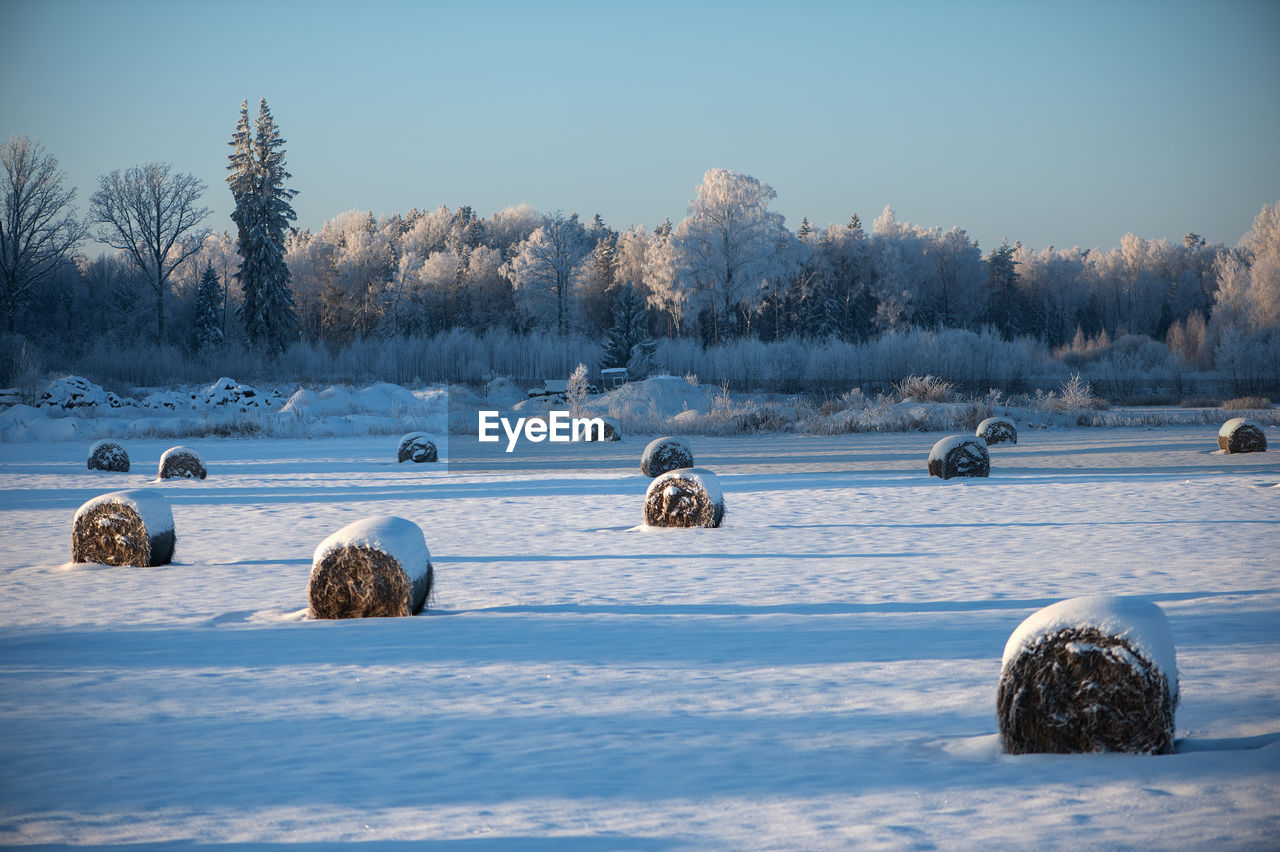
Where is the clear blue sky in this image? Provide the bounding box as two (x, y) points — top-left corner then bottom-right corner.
(5, 0), (1279, 254)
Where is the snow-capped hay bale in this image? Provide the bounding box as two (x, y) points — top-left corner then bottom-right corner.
(997, 596), (1178, 755)
(71, 489), (175, 567)
(1218, 417), (1267, 454)
(928, 435), (990, 479)
(87, 440), (130, 472)
(644, 467), (724, 528)
(158, 446), (206, 480)
(309, 516), (433, 619)
(976, 416), (1018, 446)
(641, 436), (694, 477)
(397, 432), (438, 463)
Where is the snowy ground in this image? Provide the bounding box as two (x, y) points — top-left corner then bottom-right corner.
(1, 426), (1277, 850)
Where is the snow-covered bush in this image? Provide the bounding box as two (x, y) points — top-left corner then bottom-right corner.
(997, 596), (1178, 755)
(927, 435), (990, 479)
(309, 516), (433, 618)
(644, 467), (724, 528)
(397, 432), (438, 463)
(893, 374), (955, 403)
(87, 440), (130, 472)
(641, 436), (694, 478)
(159, 446), (206, 480)
(71, 489), (174, 567)
(1218, 417), (1267, 454)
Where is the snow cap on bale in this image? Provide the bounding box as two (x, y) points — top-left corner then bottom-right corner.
(976, 416), (1018, 446)
(644, 467), (724, 528)
(309, 515), (433, 619)
(397, 432), (438, 463)
(159, 445), (207, 480)
(1218, 417), (1267, 454)
(998, 595), (1178, 755)
(71, 488), (175, 566)
(88, 440), (130, 472)
(928, 435), (990, 479)
(641, 436), (694, 477)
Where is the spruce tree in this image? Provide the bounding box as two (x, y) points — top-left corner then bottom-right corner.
(192, 262), (224, 350)
(602, 281), (651, 369)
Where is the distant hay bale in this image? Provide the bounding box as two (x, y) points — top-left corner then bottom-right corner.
(976, 416), (1018, 446)
(1218, 417), (1267, 454)
(928, 435), (990, 479)
(159, 446), (206, 480)
(71, 489), (175, 567)
(87, 440), (130, 472)
(997, 596), (1178, 755)
(577, 415), (622, 442)
(644, 467), (724, 528)
(309, 516), (433, 619)
(641, 436), (694, 477)
(397, 432), (438, 463)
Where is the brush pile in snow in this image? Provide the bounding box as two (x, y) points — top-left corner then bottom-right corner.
(200, 377), (279, 410)
(997, 595), (1178, 755)
(308, 516), (434, 619)
(87, 440), (130, 472)
(641, 436), (694, 477)
(159, 446), (206, 480)
(71, 489), (175, 567)
(1218, 418), (1267, 454)
(39, 376), (124, 409)
(397, 432), (438, 463)
(644, 467), (724, 528)
(928, 435), (990, 479)
(976, 416), (1018, 445)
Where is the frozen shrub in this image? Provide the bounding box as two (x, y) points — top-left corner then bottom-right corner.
(1219, 397), (1271, 411)
(644, 467), (724, 528)
(71, 489), (175, 567)
(88, 440), (130, 472)
(397, 432), (438, 463)
(976, 416), (1018, 445)
(893, 374), (955, 403)
(1218, 418), (1267, 454)
(927, 435), (990, 479)
(309, 516), (433, 619)
(641, 436), (694, 477)
(997, 596), (1178, 755)
(159, 446), (207, 480)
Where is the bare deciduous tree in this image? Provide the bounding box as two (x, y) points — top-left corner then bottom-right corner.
(90, 162), (211, 341)
(0, 135), (87, 332)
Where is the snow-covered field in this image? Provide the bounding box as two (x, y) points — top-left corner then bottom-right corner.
(1, 426), (1277, 850)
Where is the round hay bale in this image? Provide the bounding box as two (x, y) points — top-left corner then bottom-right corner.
(1218, 417), (1267, 454)
(309, 516), (433, 619)
(71, 489), (175, 567)
(641, 436), (694, 478)
(578, 415), (622, 442)
(928, 435), (990, 479)
(997, 595), (1178, 755)
(397, 432), (438, 463)
(976, 416), (1018, 446)
(644, 467), (724, 528)
(87, 440), (130, 472)
(159, 446), (206, 480)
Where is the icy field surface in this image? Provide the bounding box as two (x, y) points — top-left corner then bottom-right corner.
(1, 427), (1277, 850)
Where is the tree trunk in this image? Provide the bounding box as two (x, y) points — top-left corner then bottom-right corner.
(156, 272), (165, 341)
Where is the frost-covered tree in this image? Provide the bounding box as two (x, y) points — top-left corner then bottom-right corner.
(1, 136), (87, 333)
(602, 281), (650, 369)
(986, 237), (1021, 338)
(502, 212), (590, 333)
(90, 162), (211, 341)
(191, 263), (224, 350)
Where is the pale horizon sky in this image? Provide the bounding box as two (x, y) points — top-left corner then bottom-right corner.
(5, 0), (1279, 255)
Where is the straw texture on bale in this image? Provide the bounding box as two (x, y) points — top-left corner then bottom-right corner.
(71, 490), (174, 567)
(1218, 418), (1267, 454)
(928, 435), (990, 479)
(397, 432), (438, 463)
(644, 468), (724, 528)
(641, 436), (694, 478)
(976, 417), (1018, 446)
(88, 440), (130, 472)
(309, 517), (433, 619)
(159, 446), (207, 480)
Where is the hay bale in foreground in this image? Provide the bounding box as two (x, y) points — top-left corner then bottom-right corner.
(644, 467), (724, 528)
(928, 435), (990, 479)
(159, 446), (206, 480)
(976, 416), (1018, 446)
(71, 489), (175, 566)
(641, 436), (694, 478)
(1218, 417), (1267, 454)
(87, 440), (130, 472)
(397, 432), (438, 463)
(997, 595), (1178, 755)
(309, 516), (433, 619)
